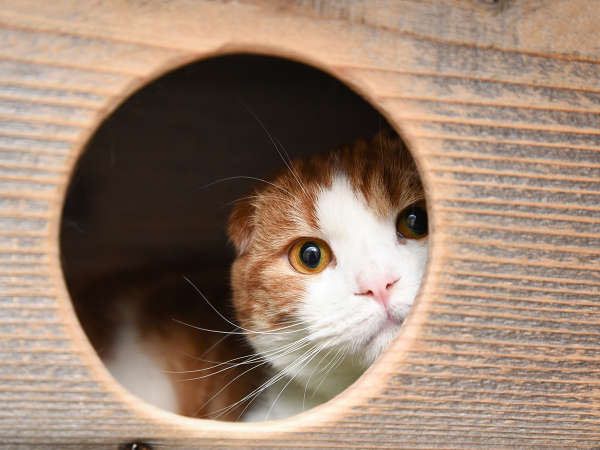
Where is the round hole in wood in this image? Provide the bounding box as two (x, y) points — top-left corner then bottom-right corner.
(59, 53), (428, 422)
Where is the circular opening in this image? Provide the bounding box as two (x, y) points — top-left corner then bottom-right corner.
(60, 53), (428, 422)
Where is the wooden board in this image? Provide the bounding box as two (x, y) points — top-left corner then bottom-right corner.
(0, 0), (599, 447)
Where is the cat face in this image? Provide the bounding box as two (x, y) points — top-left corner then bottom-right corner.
(228, 132), (426, 382)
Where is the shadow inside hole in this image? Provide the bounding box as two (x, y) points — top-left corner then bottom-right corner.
(61, 53), (399, 420)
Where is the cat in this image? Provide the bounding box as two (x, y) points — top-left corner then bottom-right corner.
(71, 130), (427, 421)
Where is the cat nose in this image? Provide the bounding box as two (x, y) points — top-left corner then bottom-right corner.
(355, 275), (399, 307)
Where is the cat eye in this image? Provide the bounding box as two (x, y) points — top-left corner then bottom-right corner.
(288, 238), (332, 274)
(396, 201), (428, 239)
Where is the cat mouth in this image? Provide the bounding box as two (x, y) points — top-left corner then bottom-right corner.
(363, 316), (403, 349)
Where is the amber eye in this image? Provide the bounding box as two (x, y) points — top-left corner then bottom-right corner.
(288, 238), (332, 274)
(396, 201), (428, 239)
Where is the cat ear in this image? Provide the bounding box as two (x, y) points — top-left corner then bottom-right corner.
(228, 197), (256, 255)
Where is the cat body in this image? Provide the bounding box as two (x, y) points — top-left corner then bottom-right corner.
(73, 132), (427, 421)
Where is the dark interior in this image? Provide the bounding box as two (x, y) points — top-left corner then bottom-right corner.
(61, 53), (389, 299)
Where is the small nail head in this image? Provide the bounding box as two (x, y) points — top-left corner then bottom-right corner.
(119, 442), (152, 450)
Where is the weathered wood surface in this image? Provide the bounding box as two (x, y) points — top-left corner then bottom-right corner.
(0, 0), (599, 447)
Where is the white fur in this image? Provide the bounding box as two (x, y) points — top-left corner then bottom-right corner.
(246, 175), (427, 419)
(105, 312), (177, 413)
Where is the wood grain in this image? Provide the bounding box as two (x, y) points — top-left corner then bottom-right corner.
(0, 0), (599, 447)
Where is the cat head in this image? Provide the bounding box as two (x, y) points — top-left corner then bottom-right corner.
(228, 131), (427, 382)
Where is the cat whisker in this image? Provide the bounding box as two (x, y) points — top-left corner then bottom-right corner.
(181, 276), (307, 335)
(264, 343), (327, 420)
(273, 136), (310, 199)
(198, 175), (295, 198)
(221, 341), (321, 420)
(167, 336), (312, 376)
(302, 346), (336, 409)
(240, 101), (310, 199)
(309, 349), (346, 399)
(192, 338), (315, 418)
(172, 317), (309, 337)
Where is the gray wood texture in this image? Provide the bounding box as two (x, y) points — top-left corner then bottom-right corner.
(0, 0), (599, 447)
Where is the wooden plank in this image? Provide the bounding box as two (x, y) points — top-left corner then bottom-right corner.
(0, 0), (599, 447)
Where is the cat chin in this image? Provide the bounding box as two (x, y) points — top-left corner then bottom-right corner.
(358, 319), (402, 366)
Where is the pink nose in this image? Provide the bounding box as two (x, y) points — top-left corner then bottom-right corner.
(356, 275), (399, 307)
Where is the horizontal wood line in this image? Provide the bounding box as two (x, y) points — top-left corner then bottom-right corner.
(0, 432), (417, 449)
(0, 210), (51, 219)
(0, 191), (55, 201)
(447, 236), (600, 257)
(407, 116), (600, 137)
(423, 150), (600, 171)
(0, 427), (592, 446)
(431, 296), (600, 316)
(0, 233), (48, 241)
(0, 404), (124, 413)
(348, 420), (600, 436)
(352, 407), (600, 425)
(4, 361), (86, 367)
(418, 336), (600, 352)
(0, 427), (595, 444)
(0, 439), (502, 450)
(0, 335), (66, 340)
(0, 260), (50, 266)
(422, 319), (600, 338)
(385, 377), (599, 400)
(0, 397), (117, 405)
(438, 278), (597, 297)
(372, 393), (600, 416)
(431, 165), (600, 185)
(432, 287), (599, 308)
(0, 93), (99, 112)
(399, 357), (600, 377)
(0, 112), (89, 128)
(432, 177), (600, 198)
(448, 254), (600, 274)
(415, 133), (600, 152)
(0, 53), (142, 77)
(0, 289), (57, 296)
(358, 406), (600, 426)
(0, 305), (58, 312)
(0, 212), (51, 220)
(391, 26), (600, 66)
(436, 205), (600, 226)
(0, 319), (60, 325)
(344, 66), (600, 95)
(0, 18), (187, 59)
(442, 221), (600, 243)
(0, 144), (72, 156)
(0, 79), (113, 101)
(0, 161), (67, 173)
(428, 306), (600, 327)
(411, 347), (600, 366)
(340, 421), (600, 437)
(0, 90), (104, 109)
(0, 251), (48, 258)
(0, 269), (52, 276)
(437, 195), (600, 213)
(387, 368), (600, 386)
(0, 130), (78, 146)
(0, 347), (81, 356)
(0, 282), (52, 288)
(0, 173), (62, 185)
(0, 79), (111, 98)
(436, 268), (600, 288)
(380, 94), (600, 115)
(0, 386), (97, 394)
